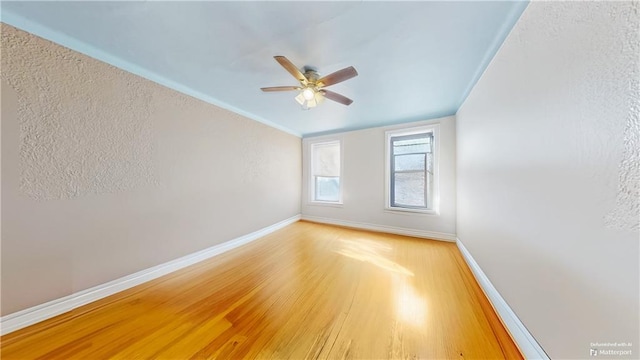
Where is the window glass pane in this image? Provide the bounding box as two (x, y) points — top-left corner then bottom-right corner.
(392, 136), (430, 155)
(394, 154), (425, 171)
(316, 176), (340, 202)
(393, 172), (425, 207)
(313, 142), (340, 177)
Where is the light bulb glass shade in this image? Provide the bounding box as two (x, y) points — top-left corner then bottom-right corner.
(306, 97), (317, 108)
(302, 88), (315, 100)
(295, 92), (305, 105)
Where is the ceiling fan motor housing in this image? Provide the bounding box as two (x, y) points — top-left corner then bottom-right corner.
(303, 69), (320, 83)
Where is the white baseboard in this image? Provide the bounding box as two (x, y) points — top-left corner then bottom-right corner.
(456, 238), (549, 359)
(301, 215), (456, 242)
(0, 214), (301, 336)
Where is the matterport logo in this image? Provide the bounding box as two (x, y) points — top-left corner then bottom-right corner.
(590, 342), (633, 357)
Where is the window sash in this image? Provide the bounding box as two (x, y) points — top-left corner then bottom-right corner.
(314, 176), (340, 202)
(390, 132), (433, 209)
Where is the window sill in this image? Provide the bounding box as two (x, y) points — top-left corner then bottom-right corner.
(384, 207), (438, 216)
(308, 201), (344, 208)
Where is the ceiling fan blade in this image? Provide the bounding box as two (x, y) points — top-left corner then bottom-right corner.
(321, 90), (353, 106)
(318, 66), (358, 87)
(274, 56), (308, 84)
(261, 86), (301, 92)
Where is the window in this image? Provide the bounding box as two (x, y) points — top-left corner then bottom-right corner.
(385, 125), (439, 213)
(310, 139), (342, 203)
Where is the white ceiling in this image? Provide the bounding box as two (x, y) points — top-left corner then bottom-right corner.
(1, 1), (528, 137)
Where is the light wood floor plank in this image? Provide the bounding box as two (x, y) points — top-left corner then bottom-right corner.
(1, 221), (522, 359)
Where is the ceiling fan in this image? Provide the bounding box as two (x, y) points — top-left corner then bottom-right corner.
(261, 56), (358, 110)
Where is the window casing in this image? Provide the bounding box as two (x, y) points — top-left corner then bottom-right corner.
(309, 139), (342, 204)
(385, 125), (439, 214)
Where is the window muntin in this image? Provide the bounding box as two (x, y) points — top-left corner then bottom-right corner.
(310, 140), (341, 203)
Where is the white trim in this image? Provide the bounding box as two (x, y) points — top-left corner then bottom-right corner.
(0, 11), (301, 138)
(0, 215), (301, 336)
(383, 208), (438, 216)
(301, 215), (456, 242)
(306, 201), (344, 208)
(456, 238), (549, 360)
(384, 123), (441, 214)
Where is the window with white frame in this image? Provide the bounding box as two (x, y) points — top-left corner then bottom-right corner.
(385, 125), (439, 213)
(310, 139), (342, 203)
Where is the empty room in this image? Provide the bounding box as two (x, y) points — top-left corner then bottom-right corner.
(1, 1), (638, 359)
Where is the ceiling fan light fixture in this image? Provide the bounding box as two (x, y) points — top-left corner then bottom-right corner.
(295, 87), (323, 110)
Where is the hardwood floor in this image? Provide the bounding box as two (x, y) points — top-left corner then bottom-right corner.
(1, 221), (522, 359)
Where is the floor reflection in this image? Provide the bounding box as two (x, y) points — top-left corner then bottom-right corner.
(393, 274), (427, 327)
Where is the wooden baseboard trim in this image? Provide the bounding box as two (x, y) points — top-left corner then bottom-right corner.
(0, 214), (301, 335)
(456, 238), (549, 359)
(301, 215), (456, 242)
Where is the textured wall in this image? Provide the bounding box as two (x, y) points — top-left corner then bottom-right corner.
(301, 116), (456, 236)
(3, 28), (158, 200)
(1, 24), (301, 315)
(456, 2), (639, 359)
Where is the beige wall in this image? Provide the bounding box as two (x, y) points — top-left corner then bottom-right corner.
(1, 24), (301, 315)
(457, 2), (639, 358)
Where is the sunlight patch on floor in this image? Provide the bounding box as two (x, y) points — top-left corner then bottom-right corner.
(334, 238), (414, 276)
